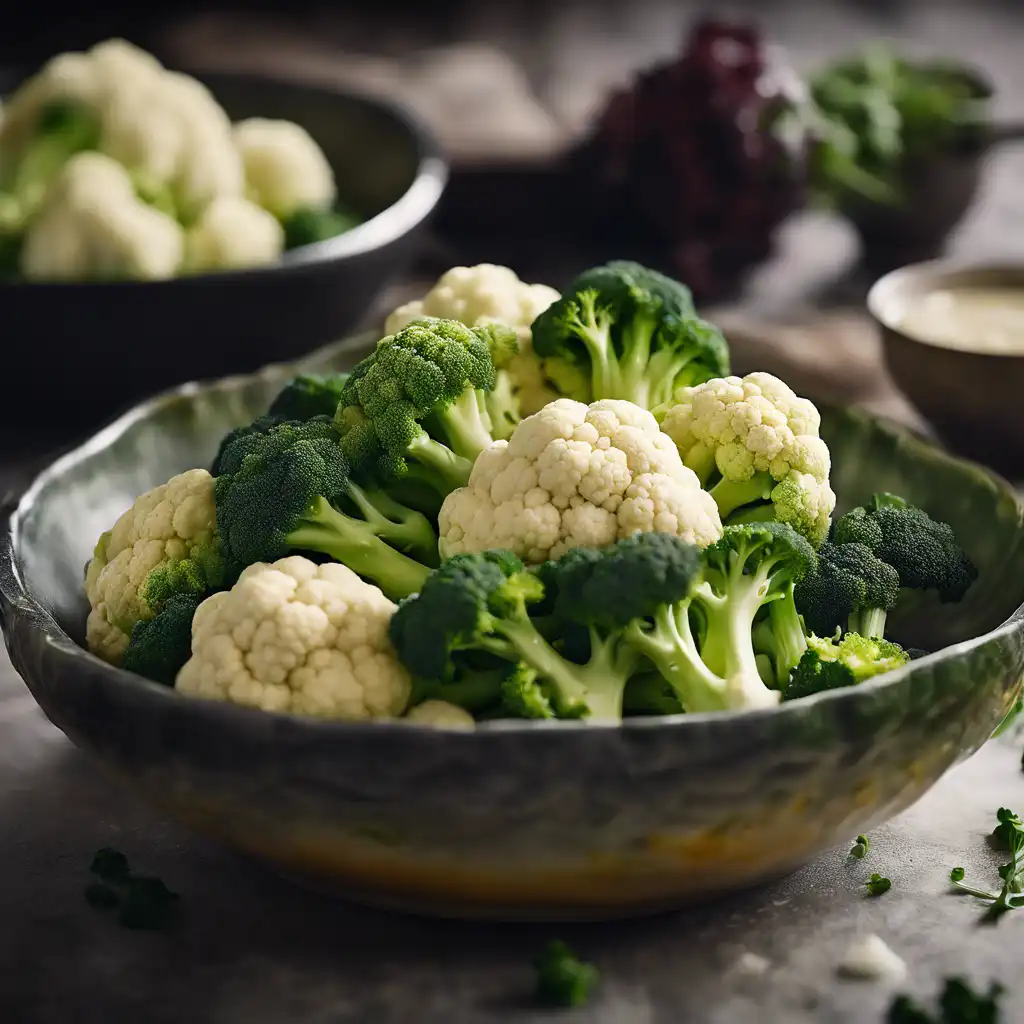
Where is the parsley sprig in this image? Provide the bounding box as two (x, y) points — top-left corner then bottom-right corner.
(949, 808), (1024, 921)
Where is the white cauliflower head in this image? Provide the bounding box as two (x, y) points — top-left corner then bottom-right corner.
(175, 556), (411, 721)
(439, 398), (722, 564)
(85, 468), (220, 664)
(0, 39), (244, 223)
(184, 195), (284, 273)
(20, 151), (185, 281)
(660, 372), (835, 546)
(233, 117), (336, 220)
(404, 700), (476, 730)
(385, 264), (563, 417)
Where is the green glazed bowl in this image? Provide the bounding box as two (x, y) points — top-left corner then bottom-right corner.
(2, 337), (1023, 921)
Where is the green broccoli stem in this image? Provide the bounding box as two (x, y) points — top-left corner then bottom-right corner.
(847, 607), (887, 639)
(614, 312), (657, 403)
(639, 350), (702, 409)
(406, 431), (474, 494)
(483, 618), (635, 721)
(682, 444), (718, 486)
(432, 388), (495, 461)
(766, 585), (809, 687)
(485, 369), (521, 441)
(625, 604), (733, 713)
(415, 670), (504, 713)
(345, 481), (439, 566)
(286, 496), (430, 600)
(570, 296), (617, 399)
(709, 472), (775, 519)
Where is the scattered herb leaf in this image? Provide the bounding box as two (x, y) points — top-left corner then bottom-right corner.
(533, 939), (599, 1009)
(84, 848), (180, 931)
(850, 834), (870, 859)
(89, 847), (130, 884)
(949, 808), (1023, 921)
(887, 977), (1004, 1023)
(865, 873), (892, 896)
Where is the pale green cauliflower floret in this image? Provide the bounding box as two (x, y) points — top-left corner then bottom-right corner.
(439, 398), (722, 564)
(384, 264), (563, 417)
(85, 468), (218, 665)
(184, 195), (284, 272)
(404, 700), (476, 730)
(660, 371), (836, 546)
(233, 117), (336, 220)
(175, 556), (412, 721)
(20, 151), (184, 281)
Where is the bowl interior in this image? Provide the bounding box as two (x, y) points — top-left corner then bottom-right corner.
(12, 337), (1024, 663)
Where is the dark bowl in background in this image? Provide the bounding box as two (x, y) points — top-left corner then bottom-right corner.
(0, 71), (447, 430)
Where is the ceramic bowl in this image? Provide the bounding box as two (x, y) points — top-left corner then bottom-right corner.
(1, 339), (1023, 921)
(0, 72), (447, 430)
(868, 260), (1024, 476)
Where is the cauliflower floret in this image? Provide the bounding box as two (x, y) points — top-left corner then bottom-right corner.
(385, 264), (563, 416)
(85, 468), (219, 664)
(0, 39), (244, 223)
(660, 372), (836, 546)
(439, 398), (722, 563)
(233, 117), (336, 220)
(20, 151), (185, 281)
(404, 700), (476, 730)
(175, 556), (411, 720)
(184, 195), (284, 272)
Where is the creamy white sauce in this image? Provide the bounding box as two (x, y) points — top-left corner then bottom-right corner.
(897, 286), (1024, 354)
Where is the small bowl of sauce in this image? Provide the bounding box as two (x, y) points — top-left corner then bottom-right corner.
(868, 262), (1024, 474)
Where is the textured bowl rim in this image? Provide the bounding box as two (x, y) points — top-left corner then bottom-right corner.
(0, 72), (449, 289)
(3, 341), (1024, 737)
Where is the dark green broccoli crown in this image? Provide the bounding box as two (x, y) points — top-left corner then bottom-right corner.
(214, 417), (349, 574)
(795, 540), (900, 635)
(833, 497), (977, 601)
(388, 550), (528, 681)
(785, 647), (855, 700)
(531, 260), (729, 384)
(705, 521), (817, 584)
(210, 414), (283, 476)
(122, 594), (200, 687)
(537, 532), (702, 629)
(267, 373), (349, 422)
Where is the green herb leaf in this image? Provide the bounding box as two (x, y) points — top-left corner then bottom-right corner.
(887, 977), (1004, 1024)
(865, 873), (892, 896)
(950, 867), (965, 883)
(89, 847), (130, 884)
(949, 807), (1023, 921)
(533, 939), (599, 1009)
(850, 834), (870, 859)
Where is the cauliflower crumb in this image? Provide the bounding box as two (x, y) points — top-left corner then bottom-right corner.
(404, 700), (476, 730)
(836, 934), (907, 982)
(175, 556), (411, 721)
(439, 398), (722, 563)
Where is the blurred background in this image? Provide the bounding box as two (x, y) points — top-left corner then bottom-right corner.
(4, 0), (1024, 455)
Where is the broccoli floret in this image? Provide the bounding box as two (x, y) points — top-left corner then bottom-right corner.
(833, 493), (978, 602)
(533, 940), (599, 1008)
(625, 523), (815, 711)
(267, 373), (349, 421)
(472, 321), (522, 440)
(388, 549), (644, 721)
(10, 100), (100, 209)
(335, 318), (499, 499)
(121, 594), (200, 686)
(785, 632), (910, 700)
(530, 260), (729, 407)
(795, 540), (901, 639)
(214, 416), (435, 598)
(282, 205), (360, 250)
